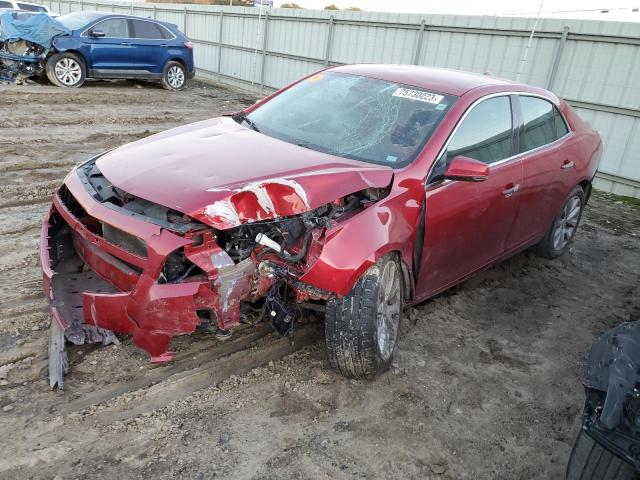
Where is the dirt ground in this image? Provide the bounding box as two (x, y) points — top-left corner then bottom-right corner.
(0, 79), (639, 480)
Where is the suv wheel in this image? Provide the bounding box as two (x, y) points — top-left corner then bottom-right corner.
(46, 52), (86, 88)
(162, 61), (187, 91)
(325, 254), (403, 379)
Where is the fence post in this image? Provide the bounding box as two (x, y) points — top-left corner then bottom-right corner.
(412, 20), (426, 65)
(183, 6), (188, 34)
(546, 26), (570, 90)
(217, 11), (224, 83)
(324, 15), (335, 66)
(152, 4), (157, 19)
(129, 2), (133, 14)
(259, 11), (270, 96)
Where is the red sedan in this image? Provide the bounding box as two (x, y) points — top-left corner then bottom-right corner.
(42, 65), (602, 387)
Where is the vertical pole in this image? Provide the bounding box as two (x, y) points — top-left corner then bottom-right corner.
(413, 20), (426, 65)
(217, 11), (224, 83)
(259, 11), (269, 95)
(130, 2), (133, 14)
(183, 6), (188, 34)
(152, 4), (157, 19)
(546, 26), (569, 90)
(324, 15), (335, 66)
(516, 0), (544, 81)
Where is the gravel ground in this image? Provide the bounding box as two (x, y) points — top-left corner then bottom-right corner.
(0, 79), (639, 480)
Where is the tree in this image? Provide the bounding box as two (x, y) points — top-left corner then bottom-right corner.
(324, 4), (339, 9)
(280, 2), (303, 7)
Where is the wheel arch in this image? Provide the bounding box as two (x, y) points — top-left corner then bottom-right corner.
(579, 178), (593, 202)
(299, 204), (418, 301)
(50, 49), (86, 65)
(166, 57), (187, 71)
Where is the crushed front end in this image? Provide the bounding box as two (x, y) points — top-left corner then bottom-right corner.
(0, 12), (68, 83)
(42, 156), (381, 388)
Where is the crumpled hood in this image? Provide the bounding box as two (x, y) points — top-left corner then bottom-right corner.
(96, 117), (393, 229)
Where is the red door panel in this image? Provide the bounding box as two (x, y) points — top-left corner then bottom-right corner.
(415, 158), (523, 299)
(506, 95), (580, 249)
(506, 141), (579, 248)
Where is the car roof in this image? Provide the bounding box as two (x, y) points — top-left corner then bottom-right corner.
(329, 64), (530, 97)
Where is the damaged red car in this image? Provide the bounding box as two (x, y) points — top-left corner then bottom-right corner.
(42, 65), (602, 388)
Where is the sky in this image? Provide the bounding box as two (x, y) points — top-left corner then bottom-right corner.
(274, 0), (640, 18)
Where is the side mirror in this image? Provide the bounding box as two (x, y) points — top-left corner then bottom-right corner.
(89, 30), (106, 38)
(444, 155), (489, 182)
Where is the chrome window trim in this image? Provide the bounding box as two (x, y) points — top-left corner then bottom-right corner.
(426, 91), (574, 184)
(80, 17), (176, 40)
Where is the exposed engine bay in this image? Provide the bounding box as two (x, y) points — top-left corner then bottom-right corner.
(0, 11), (69, 83)
(0, 39), (46, 83)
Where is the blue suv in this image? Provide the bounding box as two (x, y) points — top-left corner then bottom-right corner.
(48, 11), (195, 89)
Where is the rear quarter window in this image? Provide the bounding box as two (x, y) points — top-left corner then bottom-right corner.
(131, 19), (172, 39)
(0, 1), (13, 7)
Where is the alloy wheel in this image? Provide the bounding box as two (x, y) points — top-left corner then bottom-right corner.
(54, 58), (82, 86)
(375, 260), (401, 361)
(552, 194), (583, 251)
(167, 65), (185, 89)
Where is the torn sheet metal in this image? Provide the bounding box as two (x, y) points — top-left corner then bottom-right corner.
(0, 12), (69, 83)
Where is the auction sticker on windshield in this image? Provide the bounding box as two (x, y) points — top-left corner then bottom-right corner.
(392, 88), (444, 104)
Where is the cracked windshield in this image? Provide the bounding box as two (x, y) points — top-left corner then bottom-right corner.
(245, 71), (457, 167)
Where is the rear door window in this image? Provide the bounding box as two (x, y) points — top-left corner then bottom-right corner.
(519, 96), (568, 152)
(0, 1), (13, 7)
(131, 19), (171, 39)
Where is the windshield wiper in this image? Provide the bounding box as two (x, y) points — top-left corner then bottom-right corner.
(234, 113), (260, 133)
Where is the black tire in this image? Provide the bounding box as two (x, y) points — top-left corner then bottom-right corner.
(325, 254), (403, 379)
(566, 430), (639, 480)
(161, 60), (187, 91)
(533, 185), (585, 259)
(45, 52), (86, 88)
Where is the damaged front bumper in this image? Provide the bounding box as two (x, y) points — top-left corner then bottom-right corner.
(42, 169), (303, 389)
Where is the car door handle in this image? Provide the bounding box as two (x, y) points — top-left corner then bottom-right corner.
(160, 44), (169, 47)
(502, 183), (520, 197)
(120, 42), (132, 46)
(561, 160), (575, 170)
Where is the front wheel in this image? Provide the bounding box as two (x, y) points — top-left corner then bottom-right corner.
(161, 61), (187, 91)
(533, 185), (585, 259)
(325, 254), (403, 379)
(45, 52), (86, 88)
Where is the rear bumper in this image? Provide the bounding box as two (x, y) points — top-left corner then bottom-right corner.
(41, 169), (264, 365)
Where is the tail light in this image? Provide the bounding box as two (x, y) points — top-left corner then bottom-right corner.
(184, 41), (193, 49)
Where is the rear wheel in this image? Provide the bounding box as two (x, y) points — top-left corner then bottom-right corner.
(566, 430), (639, 480)
(161, 61), (187, 91)
(46, 52), (86, 88)
(325, 254), (402, 379)
(533, 185), (585, 259)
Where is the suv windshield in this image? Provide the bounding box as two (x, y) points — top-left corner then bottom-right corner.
(57, 11), (102, 30)
(245, 71), (456, 167)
